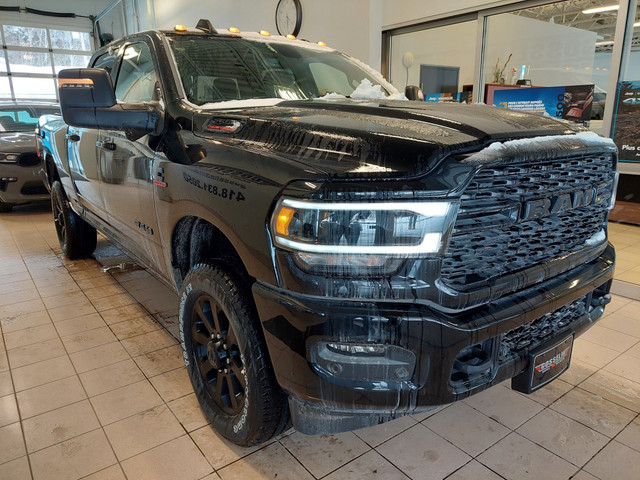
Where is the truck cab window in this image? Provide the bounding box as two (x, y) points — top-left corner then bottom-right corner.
(115, 43), (158, 103)
(92, 52), (116, 79)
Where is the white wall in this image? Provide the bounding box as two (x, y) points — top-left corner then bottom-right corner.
(382, 0), (511, 28)
(149, 0), (380, 66)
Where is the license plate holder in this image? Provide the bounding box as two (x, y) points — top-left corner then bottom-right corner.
(512, 335), (573, 394)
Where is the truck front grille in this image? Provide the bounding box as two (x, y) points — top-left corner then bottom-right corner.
(440, 153), (614, 291)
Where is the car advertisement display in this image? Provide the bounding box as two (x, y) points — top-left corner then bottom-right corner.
(612, 80), (640, 163)
(492, 85), (595, 123)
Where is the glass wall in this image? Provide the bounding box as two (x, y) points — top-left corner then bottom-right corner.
(388, 19), (477, 102)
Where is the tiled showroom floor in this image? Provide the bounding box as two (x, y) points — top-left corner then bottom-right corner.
(1, 205), (639, 480)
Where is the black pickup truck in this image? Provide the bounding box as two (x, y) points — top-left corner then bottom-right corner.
(38, 20), (617, 446)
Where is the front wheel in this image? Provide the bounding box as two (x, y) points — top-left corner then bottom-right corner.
(179, 263), (288, 446)
(51, 181), (97, 259)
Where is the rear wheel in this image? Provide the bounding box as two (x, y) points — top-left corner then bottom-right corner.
(51, 181), (97, 259)
(179, 263), (289, 446)
(0, 201), (12, 213)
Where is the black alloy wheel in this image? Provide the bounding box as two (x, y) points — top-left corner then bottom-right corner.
(51, 181), (97, 259)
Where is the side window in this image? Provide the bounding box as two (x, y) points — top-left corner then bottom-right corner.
(114, 42), (158, 103)
(92, 52), (116, 80)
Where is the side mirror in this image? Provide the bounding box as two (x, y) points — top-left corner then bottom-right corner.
(58, 68), (163, 135)
(405, 85), (424, 101)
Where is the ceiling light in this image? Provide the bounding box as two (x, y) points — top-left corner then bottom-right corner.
(634, 21), (640, 27)
(595, 40), (615, 46)
(582, 5), (619, 14)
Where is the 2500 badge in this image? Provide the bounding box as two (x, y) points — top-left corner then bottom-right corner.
(183, 172), (246, 202)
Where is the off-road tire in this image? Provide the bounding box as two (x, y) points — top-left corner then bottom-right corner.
(51, 181), (97, 259)
(179, 263), (289, 446)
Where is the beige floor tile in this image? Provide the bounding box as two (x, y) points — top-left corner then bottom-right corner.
(524, 378), (573, 406)
(0, 270), (31, 286)
(31, 271), (74, 289)
(121, 435), (213, 480)
(167, 393), (209, 433)
(75, 274), (119, 290)
(0, 279), (35, 296)
(23, 399), (100, 453)
(424, 402), (510, 457)
(603, 354), (640, 384)
(36, 281), (81, 299)
(0, 394), (19, 428)
(42, 291), (88, 310)
(69, 341), (131, 374)
(616, 415), (640, 452)
(79, 359), (145, 397)
(376, 423), (470, 480)
(281, 430), (369, 478)
(48, 300), (97, 322)
(0, 287), (40, 306)
(4, 323), (59, 350)
(109, 315), (161, 340)
(579, 370), (640, 413)
(355, 414), (417, 447)
(83, 284), (128, 302)
(121, 329), (178, 357)
(629, 342), (640, 359)
(561, 359), (598, 386)
(550, 388), (636, 437)
(0, 456), (31, 480)
(29, 428), (117, 480)
(463, 385), (544, 429)
(104, 404), (185, 460)
(447, 460), (504, 480)
(0, 371), (13, 396)
(53, 313), (106, 337)
(190, 425), (265, 470)
(584, 441), (640, 480)
(478, 432), (577, 480)
(0, 350), (7, 372)
(517, 408), (609, 467)
(16, 375), (87, 419)
(1, 310), (51, 334)
(90, 380), (163, 425)
(616, 301), (640, 319)
(12, 355), (75, 392)
(91, 293), (138, 312)
(148, 367), (193, 402)
(99, 303), (151, 325)
(217, 441), (311, 480)
(598, 312), (640, 338)
(134, 344), (184, 377)
(570, 470), (600, 480)
(0, 298), (46, 319)
(80, 464), (127, 480)
(61, 326), (117, 354)
(323, 450), (406, 480)
(579, 325), (640, 353)
(572, 338), (620, 368)
(0, 422), (27, 464)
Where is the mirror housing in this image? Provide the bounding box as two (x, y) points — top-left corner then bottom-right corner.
(58, 68), (163, 135)
(405, 85), (424, 101)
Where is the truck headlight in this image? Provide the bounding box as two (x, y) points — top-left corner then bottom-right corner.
(271, 198), (458, 275)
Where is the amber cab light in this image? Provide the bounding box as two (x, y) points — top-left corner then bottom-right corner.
(174, 25), (187, 32)
(229, 27), (240, 33)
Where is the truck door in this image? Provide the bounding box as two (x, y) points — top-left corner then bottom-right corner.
(99, 41), (163, 269)
(66, 51), (117, 220)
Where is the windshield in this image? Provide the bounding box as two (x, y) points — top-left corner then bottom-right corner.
(0, 106), (59, 133)
(167, 35), (393, 106)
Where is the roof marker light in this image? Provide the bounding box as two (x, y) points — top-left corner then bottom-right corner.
(286, 34), (296, 40)
(259, 30), (271, 36)
(317, 41), (327, 46)
(229, 27), (240, 33)
(174, 25), (187, 32)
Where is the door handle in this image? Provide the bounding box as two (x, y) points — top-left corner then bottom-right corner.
(66, 133), (80, 142)
(96, 141), (116, 151)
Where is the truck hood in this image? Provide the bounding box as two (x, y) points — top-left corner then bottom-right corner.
(208, 100), (581, 179)
(0, 132), (35, 153)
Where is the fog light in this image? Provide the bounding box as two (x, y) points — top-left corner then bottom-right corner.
(310, 341), (416, 385)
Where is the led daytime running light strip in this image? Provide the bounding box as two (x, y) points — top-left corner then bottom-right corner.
(280, 198), (451, 216)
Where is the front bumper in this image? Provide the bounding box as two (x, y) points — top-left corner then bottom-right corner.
(253, 244), (615, 434)
(0, 163), (49, 204)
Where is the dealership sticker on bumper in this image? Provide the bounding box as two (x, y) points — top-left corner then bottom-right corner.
(513, 335), (573, 394)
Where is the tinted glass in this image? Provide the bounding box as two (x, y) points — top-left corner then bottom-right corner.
(115, 43), (158, 102)
(0, 106), (59, 132)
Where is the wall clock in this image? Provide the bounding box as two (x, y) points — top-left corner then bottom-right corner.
(276, 0), (302, 37)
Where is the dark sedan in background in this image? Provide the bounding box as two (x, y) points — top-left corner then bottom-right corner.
(0, 102), (59, 212)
